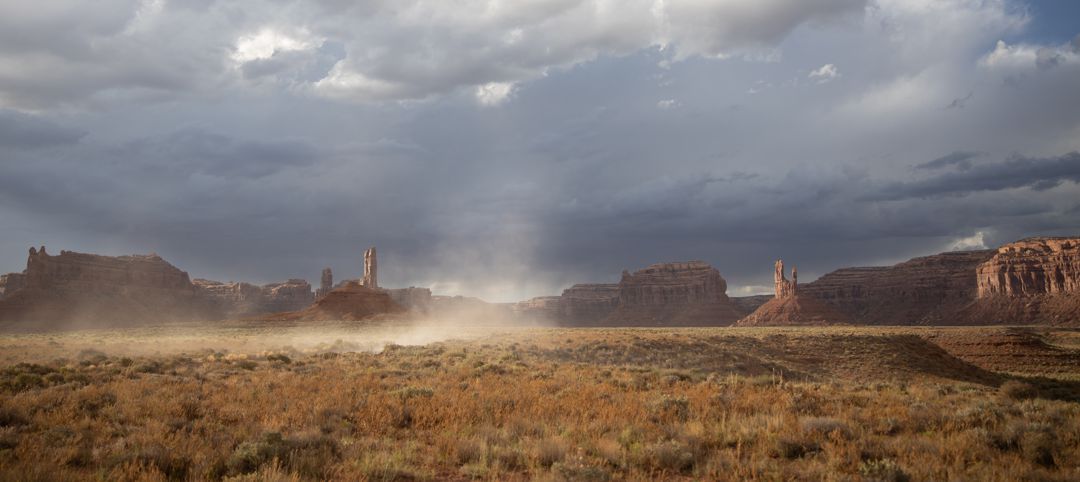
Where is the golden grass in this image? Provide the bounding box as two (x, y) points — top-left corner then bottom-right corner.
(0, 325), (1078, 481)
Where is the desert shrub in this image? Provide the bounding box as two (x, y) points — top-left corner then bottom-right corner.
(227, 432), (339, 477)
(76, 349), (108, 364)
(358, 451), (423, 482)
(650, 395), (690, 422)
(106, 445), (191, 481)
(454, 438), (484, 465)
(132, 361), (163, 374)
(236, 360), (258, 371)
(873, 417), (902, 436)
(266, 354), (291, 364)
(647, 440), (695, 473)
(0, 407), (28, 428)
(999, 381), (1038, 401)
(773, 438), (820, 459)
(486, 444), (527, 471)
(801, 417), (853, 440)
(1020, 428), (1058, 468)
(316, 407), (350, 435)
(395, 386), (435, 400)
(534, 437), (568, 467)
(75, 387), (117, 415)
(552, 459), (611, 481)
(859, 459), (909, 482)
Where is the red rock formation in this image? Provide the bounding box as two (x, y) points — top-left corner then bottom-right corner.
(0, 247), (214, 325)
(800, 250), (995, 325)
(193, 278), (314, 317)
(557, 284), (620, 324)
(512, 296), (561, 321)
(387, 287), (433, 311)
(0, 272), (26, 298)
(362, 246), (378, 288)
(271, 281), (404, 321)
(737, 295), (851, 326)
(603, 261), (743, 325)
(774, 259), (797, 299)
(977, 237), (1080, 297)
(737, 259), (850, 326)
(317, 268), (333, 299)
(961, 237), (1080, 325)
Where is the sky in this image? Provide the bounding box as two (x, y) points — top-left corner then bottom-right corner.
(1, 0), (1079, 302)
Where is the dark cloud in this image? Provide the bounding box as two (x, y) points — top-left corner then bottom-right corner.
(914, 151), (980, 171)
(871, 153), (1080, 201)
(0, 110), (86, 149)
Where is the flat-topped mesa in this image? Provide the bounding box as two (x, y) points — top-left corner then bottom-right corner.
(0, 246), (214, 324)
(774, 259), (797, 299)
(799, 249), (996, 325)
(387, 287), (433, 311)
(317, 268), (333, 299)
(192, 278), (314, 317)
(512, 296), (562, 320)
(362, 246), (378, 289)
(19, 246), (195, 294)
(557, 284), (620, 324)
(604, 261), (743, 326)
(977, 237), (1080, 297)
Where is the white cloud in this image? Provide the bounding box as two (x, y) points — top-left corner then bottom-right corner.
(808, 63), (840, 83)
(475, 82), (516, 106)
(233, 28), (321, 64)
(981, 39), (1080, 72)
(656, 98), (680, 109)
(948, 231), (988, 251)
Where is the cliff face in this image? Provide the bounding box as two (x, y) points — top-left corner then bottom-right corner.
(800, 250), (996, 325)
(557, 284), (620, 324)
(605, 261), (743, 325)
(977, 237), (1080, 297)
(387, 287), (433, 311)
(528, 261), (743, 326)
(0, 272), (26, 298)
(0, 247), (213, 324)
(963, 237), (1080, 325)
(192, 278), (314, 318)
(512, 296), (561, 320)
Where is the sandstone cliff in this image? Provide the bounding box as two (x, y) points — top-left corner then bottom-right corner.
(193, 278), (315, 318)
(603, 261), (743, 325)
(962, 237), (1080, 325)
(557, 284), (620, 324)
(977, 237), (1080, 297)
(0, 247), (214, 325)
(800, 250), (995, 325)
(387, 287), (433, 311)
(517, 261), (744, 326)
(512, 296), (561, 321)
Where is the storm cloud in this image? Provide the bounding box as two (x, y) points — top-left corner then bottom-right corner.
(1, 0), (1079, 301)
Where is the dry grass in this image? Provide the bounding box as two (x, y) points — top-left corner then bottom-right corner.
(0, 325), (1078, 481)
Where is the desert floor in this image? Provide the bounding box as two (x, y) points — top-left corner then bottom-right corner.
(1, 323), (1079, 481)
